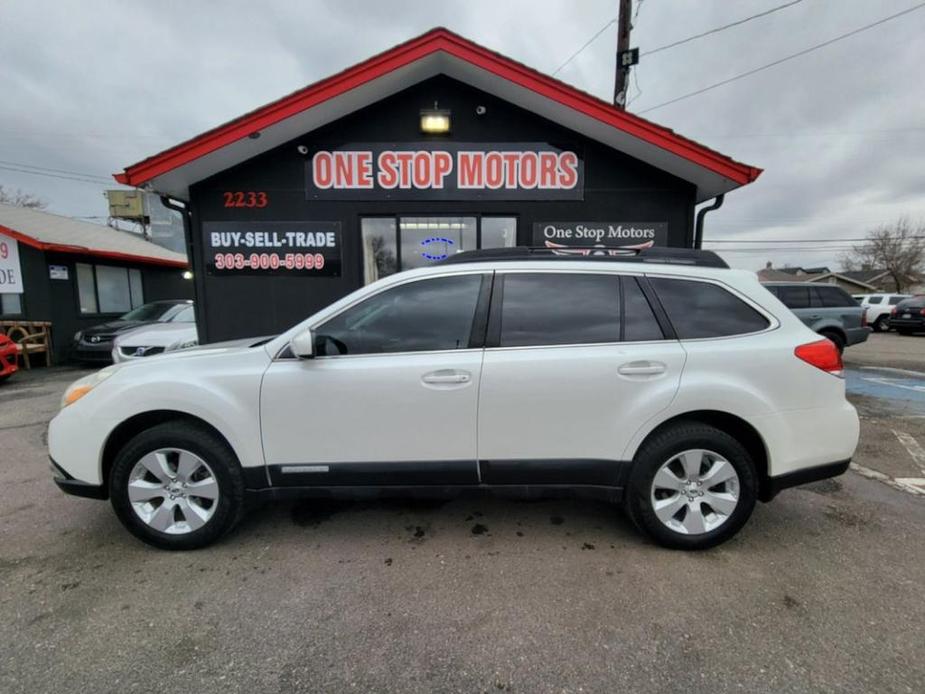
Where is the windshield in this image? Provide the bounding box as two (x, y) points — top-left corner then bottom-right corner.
(119, 302), (187, 322)
(168, 305), (196, 323)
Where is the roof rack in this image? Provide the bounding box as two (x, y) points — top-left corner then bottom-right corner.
(440, 246), (729, 269)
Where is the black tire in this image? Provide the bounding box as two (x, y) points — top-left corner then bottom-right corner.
(819, 330), (845, 354)
(873, 316), (889, 333)
(109, 421), (245, 550)
(625, 422), (758, 550)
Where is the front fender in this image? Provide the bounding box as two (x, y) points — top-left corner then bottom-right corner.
(49, 348), (268, 485)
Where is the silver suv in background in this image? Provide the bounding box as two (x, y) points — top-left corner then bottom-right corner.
(763, 282), (869, 352)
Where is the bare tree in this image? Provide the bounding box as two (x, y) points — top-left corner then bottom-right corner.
(840, 217), (925, 292)
(0, 185), (47, 210)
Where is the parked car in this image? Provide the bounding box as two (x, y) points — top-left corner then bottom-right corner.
(763, 282), (869, 352)
(112, 305), (198, 363)
(0, 333), (19, 382)
(49, 247), (859, 551)
(859, 293), (910, 332)
(888, 295), (925, 334)
(72, 300), (193, 363)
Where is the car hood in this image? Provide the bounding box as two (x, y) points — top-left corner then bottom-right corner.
(114, 322), (197, 348)
(82, 320), (149, 336)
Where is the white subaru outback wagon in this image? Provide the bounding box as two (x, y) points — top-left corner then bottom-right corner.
(49, 247), (859, 551)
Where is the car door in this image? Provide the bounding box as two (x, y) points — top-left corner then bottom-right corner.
(259, 272), (490, 487)
(476, 271), (686, 485)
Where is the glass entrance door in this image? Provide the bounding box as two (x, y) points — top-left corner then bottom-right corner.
(361, 215), (517, 284)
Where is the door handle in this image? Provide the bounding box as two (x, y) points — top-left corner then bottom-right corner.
(618, 361), (667, 376)
(422, 369), (471, 385)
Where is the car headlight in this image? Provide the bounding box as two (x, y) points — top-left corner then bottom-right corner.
(166, 339), (198, 352)
(61, 366), (117, 408)
(73, 331), (83, 342)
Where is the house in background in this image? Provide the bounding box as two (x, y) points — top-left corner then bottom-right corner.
(0, 203), (192, 363)
(756, 262), (924, 294)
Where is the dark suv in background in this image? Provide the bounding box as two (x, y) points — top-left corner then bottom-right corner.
(72, 300), (193, 363)
(763, 282), (869, 352)
(889, 296), (925, 335)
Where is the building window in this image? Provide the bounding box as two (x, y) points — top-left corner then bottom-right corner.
(76, 263), (144, 314)
(1, 293), (22, 316)
(360, 215), (516, 284)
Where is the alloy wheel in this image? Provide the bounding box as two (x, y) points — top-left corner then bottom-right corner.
(127, 448), (219, 535)
(650, 449), (740, 535)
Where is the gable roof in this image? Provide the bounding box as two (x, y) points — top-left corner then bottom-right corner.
(115, 27), (761, 202)
(0, 203), (187, 268)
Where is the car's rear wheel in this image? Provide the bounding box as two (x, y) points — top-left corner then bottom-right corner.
(109, 421), (245, 550)
(626, 423), (757, 550)
(873, 316), (889, 332)
(819, 329), (845, 354)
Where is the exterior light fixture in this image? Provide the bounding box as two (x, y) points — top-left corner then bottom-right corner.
(420, 108), (451, 134)
(182, 270), (193, 280)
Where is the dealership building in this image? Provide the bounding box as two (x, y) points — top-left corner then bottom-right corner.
(115, 28), (761, 344)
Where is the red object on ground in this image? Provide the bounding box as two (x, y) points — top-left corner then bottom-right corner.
(0, 334), (19, 381)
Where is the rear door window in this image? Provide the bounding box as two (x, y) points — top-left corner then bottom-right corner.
(499, 273), (621, 347)
(888, 296), (905, 305)
(622, 277), (664, 342)
(649, 277), (770, 339)
(776, 285), (811, 309)
(867, 296), (883, 304)
(814, 286), (857, 308)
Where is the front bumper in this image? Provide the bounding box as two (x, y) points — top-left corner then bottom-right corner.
(0, 345), (18, 377)
(50, 457), (107, 500)
(72, 341), (115, 363)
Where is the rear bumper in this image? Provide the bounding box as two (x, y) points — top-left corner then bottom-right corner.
(50, 457), (107, 500)
(889, 317), (925, 331)
(761, 459), (850, 502)
(845, 326), (870, 347)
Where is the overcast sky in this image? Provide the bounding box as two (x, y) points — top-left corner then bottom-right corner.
(1, 0), (923, 271)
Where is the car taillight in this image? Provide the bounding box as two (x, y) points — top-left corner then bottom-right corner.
(795, 339), (844, 377)
(861, 311), (868, 328)
(891, 307), (898, 316)
(919, 308), (925, 317)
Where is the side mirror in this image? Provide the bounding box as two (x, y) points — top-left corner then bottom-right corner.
(290, 329), (315, 359)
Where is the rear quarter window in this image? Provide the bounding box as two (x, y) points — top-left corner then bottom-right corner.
(649, 277), (770, 339)
(866, 296), (883, 305)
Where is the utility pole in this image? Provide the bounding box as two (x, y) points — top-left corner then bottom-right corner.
(613, 0), (633, 108)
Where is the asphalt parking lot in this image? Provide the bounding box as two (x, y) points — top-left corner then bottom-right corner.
(2, 334), (924, 693)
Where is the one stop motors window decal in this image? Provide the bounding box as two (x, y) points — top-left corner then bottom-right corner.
(203, 221), (341, 276)
(305, 143), (584, 201)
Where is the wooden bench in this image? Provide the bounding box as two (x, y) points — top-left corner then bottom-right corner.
(0, 321), (53, 369)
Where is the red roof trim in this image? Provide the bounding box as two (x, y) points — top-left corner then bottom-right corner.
(116, 28), (761, 189)
(0, 224), (188, 269)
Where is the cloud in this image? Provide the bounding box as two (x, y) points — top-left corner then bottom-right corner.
(0, 0), (922, 270)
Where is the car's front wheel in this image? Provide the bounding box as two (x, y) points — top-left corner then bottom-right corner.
(873, 316), (889, 332)
(109, 421), (245, 550)
(625, 423), (757, 550)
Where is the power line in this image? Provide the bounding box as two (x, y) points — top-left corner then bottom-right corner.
(638, 2), (925, 114)
(707, 236), (925, 243)
(641, 0), (804, 56)
(0, 163), (112, 185)
(552, 17), (617, 76)
(0, 159), (111, 182)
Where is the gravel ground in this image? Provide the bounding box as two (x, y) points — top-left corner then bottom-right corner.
(1, 361), (923, 694)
